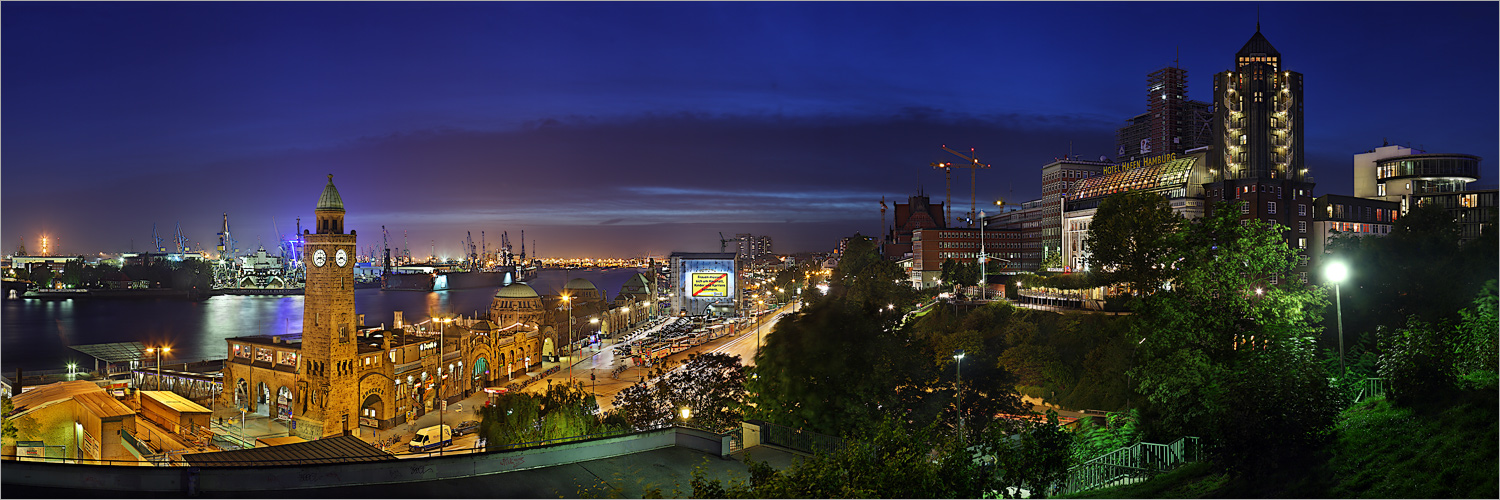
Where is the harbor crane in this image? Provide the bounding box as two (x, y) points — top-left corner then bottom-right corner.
(930, 145), (993, 228)
(381, 225), (392, 275)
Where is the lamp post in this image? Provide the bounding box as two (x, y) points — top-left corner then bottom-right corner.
(562, 295), (573, 383)
(979, 210), (987, 301)
(953, 349), (966, 442)
(1325, 261), (1349, 377)
(144, 346), (171, 391)
(756, 299), (765, 353)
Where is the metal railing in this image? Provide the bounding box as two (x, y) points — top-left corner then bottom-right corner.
(1355, 377), (1388, 403)
(1057, 436), (1201, 496)
(754, 420), (843, 454)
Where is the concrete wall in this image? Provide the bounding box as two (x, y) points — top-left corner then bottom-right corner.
(1, 426), (727, 495)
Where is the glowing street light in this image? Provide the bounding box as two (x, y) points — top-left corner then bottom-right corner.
(144, 346), (171, 391)
(1325, 261), (1349, 376)
(953, 349), (966, 441)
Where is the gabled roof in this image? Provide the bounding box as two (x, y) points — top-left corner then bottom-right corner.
(9, 380), (103, 415)
(1237, 29), (1280, 57)
(74, 391), (134, 419)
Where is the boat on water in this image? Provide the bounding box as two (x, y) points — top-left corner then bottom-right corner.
(381, 264), (537, 291)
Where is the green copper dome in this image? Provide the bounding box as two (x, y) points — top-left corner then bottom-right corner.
(317, 174), (345, 212)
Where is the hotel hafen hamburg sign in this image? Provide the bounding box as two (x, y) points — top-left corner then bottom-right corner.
(690, 272), (730, 297)
(1103, 152), (1179, 175)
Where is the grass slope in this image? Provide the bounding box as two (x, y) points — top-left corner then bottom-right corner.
(1064, 391), (1499, 498)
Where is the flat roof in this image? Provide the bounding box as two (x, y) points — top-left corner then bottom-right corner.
(69, 341), (147, 363)
(183, 435), (394, 466)
(141, 390), (212, 414)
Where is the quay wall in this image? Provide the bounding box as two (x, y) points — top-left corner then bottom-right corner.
(1, 426), (732, 495)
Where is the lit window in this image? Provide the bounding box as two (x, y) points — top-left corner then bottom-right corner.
(1297, 238), (1306, 249)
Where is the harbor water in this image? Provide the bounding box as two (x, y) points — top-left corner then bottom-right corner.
(1, 268), (644, 375)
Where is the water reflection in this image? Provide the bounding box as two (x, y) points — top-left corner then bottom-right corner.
(2, 268), (645, 374)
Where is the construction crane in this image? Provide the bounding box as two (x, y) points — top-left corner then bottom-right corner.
(381, 225), (391, 276)
(719, 232), (732, 253)
(936, 145), (993, 228)
(500, 231), (513, 267)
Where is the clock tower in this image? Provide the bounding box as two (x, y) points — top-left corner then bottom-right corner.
(294, 174), (359, 439)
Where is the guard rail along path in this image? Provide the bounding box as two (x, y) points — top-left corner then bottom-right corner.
(1056, 436), (1201, 496)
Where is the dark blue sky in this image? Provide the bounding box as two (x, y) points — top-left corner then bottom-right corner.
(4, 2), (1496, 258)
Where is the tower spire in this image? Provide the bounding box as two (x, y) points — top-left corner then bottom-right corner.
(1256, 5), (1261, 32)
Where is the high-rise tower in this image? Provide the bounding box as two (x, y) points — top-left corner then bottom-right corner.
(294, 174), (360, 439)
(1116, 66), (1213, 162)
(1205, 26), (1316, 279)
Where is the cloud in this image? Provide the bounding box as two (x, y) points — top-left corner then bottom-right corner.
(2, 110), (1117, 256)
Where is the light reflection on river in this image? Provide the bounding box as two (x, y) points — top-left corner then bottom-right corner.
(1, 268), (641, 374)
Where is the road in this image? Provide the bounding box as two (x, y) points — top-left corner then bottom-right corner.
(531, 303), (795, 413)
(351, 304), (797, 456)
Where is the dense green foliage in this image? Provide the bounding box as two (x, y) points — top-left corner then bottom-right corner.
(1377, 281), (1500, 406)
(478, 381), (619, 450)
(1130, 201), (1337, 476)
(691, 413), (1073, 499)
(911, 304), (1138, 412)
(1324, 203), (1498, 351)
(1324, 394), (1498, 498)
(1069, 409), (1140, 464)
(1084, 191), (1183, 296)
(1, 396), (16, 441)
(611, 352), (747, 432)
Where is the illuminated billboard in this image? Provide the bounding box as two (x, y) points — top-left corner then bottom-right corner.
(690, 272), (730, 297)
(670, 252), (739, 317)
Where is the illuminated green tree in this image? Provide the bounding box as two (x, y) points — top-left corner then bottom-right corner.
(1130, 200), (1337, 476)
(1085, 190), (1183, 297)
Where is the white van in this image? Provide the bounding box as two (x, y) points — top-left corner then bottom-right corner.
(408, 424), (453, 452)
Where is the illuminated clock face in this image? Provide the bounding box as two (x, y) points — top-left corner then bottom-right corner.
(335, 249), (348, 267)
(313, 249), (327, 267)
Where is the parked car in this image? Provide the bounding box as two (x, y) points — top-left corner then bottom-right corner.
(454, 420), (480, 436)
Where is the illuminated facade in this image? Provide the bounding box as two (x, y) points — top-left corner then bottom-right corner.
(1203, 27), (1315, 273)
(1062, 151), (1214, 273)
(1309, 194), (1400, 276)
(910, 226), (1022, 288)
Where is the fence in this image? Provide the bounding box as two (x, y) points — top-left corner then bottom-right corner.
(1355, 377), (1389, 402)
(747, 419), (843, 454)
(1057, 436), (1201, 496)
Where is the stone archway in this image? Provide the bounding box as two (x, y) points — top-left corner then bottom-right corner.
(361, 394), (383, 424)
(472, 357), (488, 391)
(234, 379), (248, 410)
(256, 382), (271, 417)
(276, 386), (293, 420)
(542, 337), (556, 361)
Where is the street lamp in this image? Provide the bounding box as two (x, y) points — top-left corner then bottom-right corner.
(953, 349), (966, 441)
(561, 295), (573, 381)
(978, 210), (987, 301)
(144, 346), (171, 391)
(1325, 261), (1349, 376)
(756, 299), (766, 353)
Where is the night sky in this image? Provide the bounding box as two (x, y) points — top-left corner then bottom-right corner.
(4, 2), (1496, 258)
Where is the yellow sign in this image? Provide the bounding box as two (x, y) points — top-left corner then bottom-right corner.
(1105, 152), (1179, 175)
(690, 272), (730, 297)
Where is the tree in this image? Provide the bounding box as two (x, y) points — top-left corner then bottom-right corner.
(2, 396), (17, 442)
(1084, 191), (1183, 297)
(611, 352), (747, 432)
(1129, 200), (1337, 477)
(478, 381), (612, 450)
